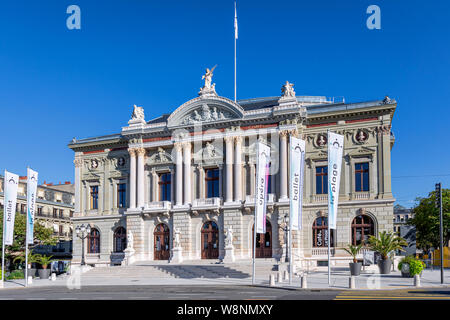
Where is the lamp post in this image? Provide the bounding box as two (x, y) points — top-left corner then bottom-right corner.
(75, 224), (91, 266)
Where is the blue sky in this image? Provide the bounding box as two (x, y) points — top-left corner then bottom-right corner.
(0, 0), (449, 207)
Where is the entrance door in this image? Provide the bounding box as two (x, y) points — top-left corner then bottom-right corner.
(154, 224), (170, 260)
(252, 220), (272, 258)
(201, 221), (219, 259)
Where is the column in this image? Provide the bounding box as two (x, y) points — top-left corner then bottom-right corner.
(175, 143), (183, 205)
(73, 158), (83, 214)
(128, 148), (137, 209)
(234, 136), (243, 201)
(279, 131), (288, 200)
(224, 136), (234, 202)
(183, 142), (192, 205)
(136, 147), (146, 208)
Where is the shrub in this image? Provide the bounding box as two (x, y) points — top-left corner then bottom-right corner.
(398, 256), (425, 276)
(7, 270), (24, 280)
(409, 259), (425, 276)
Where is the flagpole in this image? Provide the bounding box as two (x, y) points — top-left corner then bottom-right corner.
(327, 129), (331, 286)
(289, 216), (293, 285)
(234, 1), (237, 102)
(252, 214), (256, 285)
(1, 171), (6, 287)
(25, 167), (29, 287)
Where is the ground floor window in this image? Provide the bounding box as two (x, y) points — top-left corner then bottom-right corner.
(114, 227), (127, 252)
(351, 214), (375, 245)
(88, 228), (100, 253)
(312, 217), (334, 247)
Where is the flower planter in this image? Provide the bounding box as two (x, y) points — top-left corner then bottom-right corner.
(38, 269), (51, 279)
(400, 263), (413, 278)
(349, 262), (362, 276)
(377, 258), (392, 274)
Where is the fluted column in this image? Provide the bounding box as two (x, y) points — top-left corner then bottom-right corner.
(183, 142), (192, 205)
(136, 147), (146, 208)
(128, 148), (137, 209)
(234, 136), (243, 201)
(279, 131), (288, 200)
(73, 158), (83, 214)
(224, 136), (234, 202)
(174, 143), (183, 205)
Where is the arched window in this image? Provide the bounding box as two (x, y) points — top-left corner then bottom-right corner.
(312, 217), (334, 247)
(351, 215), (375, 245)
(114, 227), (127, 253)
(88, 228), (100, 254)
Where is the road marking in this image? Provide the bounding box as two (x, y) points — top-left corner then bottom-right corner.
(335, 296), (450, 300)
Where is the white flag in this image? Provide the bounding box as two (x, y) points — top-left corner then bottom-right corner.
(26, 168), (38, 245)
(255, 142), (270, 234)
(234, 2), (238, 39)
(327, 131), (344, 230)
(3, 171), (19, 245)
(289, 136), (305, 230)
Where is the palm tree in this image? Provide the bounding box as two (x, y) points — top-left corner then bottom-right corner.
(368, 231), (408, 260)
(37, 255), (54, 270)
(13, 250), (40, 268)
(343, 243), (363, 263)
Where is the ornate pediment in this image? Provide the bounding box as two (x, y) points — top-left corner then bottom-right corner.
(346, 146), (376, 158)
(167, 95), (244, 128)
(148, 147), (172, 164)
(182, 104), (234, 125)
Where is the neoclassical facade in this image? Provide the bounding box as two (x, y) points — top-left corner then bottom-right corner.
(69, 72), (396, 267)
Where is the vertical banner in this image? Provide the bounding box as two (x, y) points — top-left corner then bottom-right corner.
(289, 136), (306, 230)
(327, 131), (344, 230)
(26, 168), (38, 244)
(3, 171), (19, 245)
(255, 142), (270, 234)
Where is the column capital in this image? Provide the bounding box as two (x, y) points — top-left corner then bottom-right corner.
(279, 130), (290, 138)
(174, 142), (183, 152)
(74, 158), (83, 167)
(128, 148), (136, 157)
(135, 147), (146, 156)
(224, 136), (234, 144)
(181, 141), (192, 150)
(233, 135), (243, 144)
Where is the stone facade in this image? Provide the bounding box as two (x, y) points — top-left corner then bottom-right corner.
(68, 76), (397, 267)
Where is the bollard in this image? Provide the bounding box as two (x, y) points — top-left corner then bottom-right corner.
(28, 276), (33, 285)
(51, 273), (56, 281)
(269, 274), (275, 287)
(277, 271), (282, 283)
(349, 276), (355, 289)
(301, 275), (307, 288)
(414, 274), (421, 287)
(0, 280), (3, 288)
(284, 270), (289, 281)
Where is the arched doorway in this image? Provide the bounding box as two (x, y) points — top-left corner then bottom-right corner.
(312, 217), (334, 247)
(201, 221), (219, 259)
(252, 220), (272, 258)
(351, 215), (375, 245)
(154, 224), (170, 260)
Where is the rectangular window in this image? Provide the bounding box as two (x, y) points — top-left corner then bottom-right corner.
(53, 208), (58, 218)
(59, 225), (63, 235)
(21, 204), (26, 214)
(69, 210), (73, 218)
(315, 166), (328, 194)
(267, 164), (272, 194)
(205, 168), (220, 198)
(37, 206), (43, 216)
(90, 186), (99, 209)
(117, 183), (127, 207)
(158, 173), (171, 201)
(59, 209), (64, 218)
(355, 162), (369, 192)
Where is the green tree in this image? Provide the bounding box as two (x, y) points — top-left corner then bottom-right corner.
(0, 210), (58, 261)
(408, 188), (450, 250)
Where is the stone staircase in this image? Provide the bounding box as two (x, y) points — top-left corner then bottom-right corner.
(81, 259), (279, 280)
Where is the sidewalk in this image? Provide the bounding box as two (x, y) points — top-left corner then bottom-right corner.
(1, 268), (449, 291)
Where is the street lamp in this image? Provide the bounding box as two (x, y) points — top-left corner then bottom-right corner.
(75, 224), (91, 266)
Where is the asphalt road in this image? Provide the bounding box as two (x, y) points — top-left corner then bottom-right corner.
(0, 285), (450, 300)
